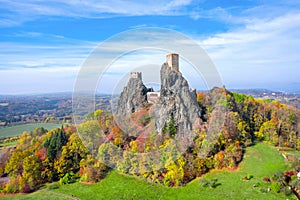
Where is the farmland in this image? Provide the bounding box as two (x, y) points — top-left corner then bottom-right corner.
(0, 123), (62, 138)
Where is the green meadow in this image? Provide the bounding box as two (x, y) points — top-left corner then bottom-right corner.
(0, 123), (62, 139)
(3, 143), (293, 200)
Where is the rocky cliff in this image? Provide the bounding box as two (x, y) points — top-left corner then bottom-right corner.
(116, 76), (149, 116)
(152, 63), (202, 134)
(116, 61), (202, 137)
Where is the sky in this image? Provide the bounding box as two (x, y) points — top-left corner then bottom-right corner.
(0, 0), (300, 94)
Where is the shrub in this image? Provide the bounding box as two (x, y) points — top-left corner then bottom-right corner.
(59, 172), (76, 185)
(200, 178), (220, 189)
(4, 177), (19, 193)
(80, 156), (108, 183)
(21, 183), (31, 193)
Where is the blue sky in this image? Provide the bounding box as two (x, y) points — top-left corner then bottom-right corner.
(0, 0), (300, 94)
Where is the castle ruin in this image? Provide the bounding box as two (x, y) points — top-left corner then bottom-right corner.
(130, 53), (180, 104)
(130, 72), (142, 79)
(147, 92), (160, 104)
(166, 53), (179, 72)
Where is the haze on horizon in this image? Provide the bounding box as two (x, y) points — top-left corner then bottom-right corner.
(0, 0), (299, 94)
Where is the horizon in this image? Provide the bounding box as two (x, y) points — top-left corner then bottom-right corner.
(0, 1), (299, 94)
(1, 87), (299, 96)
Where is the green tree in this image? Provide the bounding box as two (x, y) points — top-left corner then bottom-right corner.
(54, 134), (88, 178)
(44, 128), (67, 161)
(169, 116), (177, 138)
(162, 123), (168, 134)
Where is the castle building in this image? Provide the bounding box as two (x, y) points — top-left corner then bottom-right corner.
(130, 72), (142, 79)
(147, 92), (160, 104)
(129, 54), (180, 104)
(166, 53), (179, 72)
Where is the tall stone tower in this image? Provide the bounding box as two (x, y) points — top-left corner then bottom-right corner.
(130, 72), (142, 79)
(166, 53), (179, 72)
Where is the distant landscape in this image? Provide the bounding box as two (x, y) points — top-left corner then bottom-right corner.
(1, 89), (299, 127)
(0, 65), (300, 199)
(0, 93), (113, 127)
(1, 0), (300, 199)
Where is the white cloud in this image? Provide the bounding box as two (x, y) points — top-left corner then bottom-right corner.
(0, 0), (195, 26)
(199, 12), (300, 91)
(0, 32), (97, 71)
(1, 1), (300, 93)
(0, 32), (98, 93)
(0, 67), (78, 94)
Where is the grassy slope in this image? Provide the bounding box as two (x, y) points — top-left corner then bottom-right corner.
(2, 143), (293, 200)
(172, 143), (289, 200)
(0, 123), (62, 138)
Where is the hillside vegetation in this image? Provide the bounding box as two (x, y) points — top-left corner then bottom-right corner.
(0, 88), (299, 199)
(2, 143), (290, 200)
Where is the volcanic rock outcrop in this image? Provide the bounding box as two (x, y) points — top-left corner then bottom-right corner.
(116, 54), (202, 135)
(153, 62), (202, 133)
(116, 72), (150, 116)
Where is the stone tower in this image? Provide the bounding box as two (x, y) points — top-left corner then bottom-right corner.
(130, 72), (142, 79)
(166, 53), (179, 72)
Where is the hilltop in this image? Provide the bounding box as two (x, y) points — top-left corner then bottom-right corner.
(0, 54), (299, 199)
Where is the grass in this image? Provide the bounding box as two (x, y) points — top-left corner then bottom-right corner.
(0, 190), (71, 200)
(176, 143), (289, 200)
(0, 123), (63, 139)
(2, 143), (294, 200)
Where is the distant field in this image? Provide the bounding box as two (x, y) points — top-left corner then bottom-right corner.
(3, 143), (292, 200)
(0, 123), (62, 138)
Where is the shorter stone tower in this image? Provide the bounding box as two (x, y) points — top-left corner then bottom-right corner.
(130, 72), (142, 79)
(166, 53), (179, 72)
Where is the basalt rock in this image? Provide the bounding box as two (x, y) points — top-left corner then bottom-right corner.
(116, 76), (149, 116)
(152, 63), (202, 134)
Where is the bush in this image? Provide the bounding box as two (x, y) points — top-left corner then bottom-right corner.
(59, 172), (76, 185)
(80, 162), (108, 183)
(21, 183), (31, 193)
(200, 178), (220, 189)
(4, 178), (19, 193)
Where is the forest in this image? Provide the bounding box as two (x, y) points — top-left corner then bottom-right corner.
(0, 88), (299, 198)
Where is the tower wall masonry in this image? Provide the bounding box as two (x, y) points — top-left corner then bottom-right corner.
(166, 53), (179, 72)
